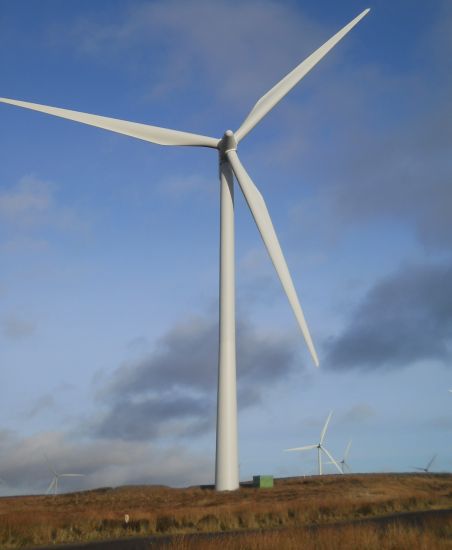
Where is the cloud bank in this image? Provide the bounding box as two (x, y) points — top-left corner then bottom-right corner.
(93, 315), (299, 441)
(325, 261), (452, 370)
(0, 430), (210, 494)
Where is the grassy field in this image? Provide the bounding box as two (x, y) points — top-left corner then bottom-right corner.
(0, 473), (451, 548)
(167, 513), (452, 549)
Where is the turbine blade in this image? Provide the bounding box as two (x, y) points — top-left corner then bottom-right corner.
(426, 454), (436, 470)
(226, 150), (319, 366)
(0, 97), (220, 148)
(344, 439), (352, 460)
(321, 447), (343, 474)
(60, 474), (85, 477)
(320, 411), (333, 444)
(44, 454), (57, 476)
(46, 477), (56, 495)
(234, 9), (370, 142)
(284, 444), (317, 452)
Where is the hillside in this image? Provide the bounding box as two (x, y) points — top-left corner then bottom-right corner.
(0, 473), (451, 548)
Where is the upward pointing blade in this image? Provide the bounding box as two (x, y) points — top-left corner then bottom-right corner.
(44, 454), (57, 476)
(426, 454), (437, 471)
(0, 97), (220, 148)
(226, 150), (319, 366)
(344, 439), (352, 461)
(235, 8), (370, 142)
(319, 411), (333, 444)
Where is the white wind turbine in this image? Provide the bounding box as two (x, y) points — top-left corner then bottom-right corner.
(413, 454), (437, 473)
(328, 439), (352, 473)
(0, 9), (370, 491)
(285, 411), (343, 475)
(45, 458), (85, 496)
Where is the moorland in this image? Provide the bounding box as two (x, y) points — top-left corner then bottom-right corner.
(0, 473), (451, 549)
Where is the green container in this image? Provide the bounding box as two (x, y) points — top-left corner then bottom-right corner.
(253, 475), (274, 488)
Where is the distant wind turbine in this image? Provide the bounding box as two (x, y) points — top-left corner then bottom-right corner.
(0, 9), (370, 491)
(285, 411), (342, 475)
(327, 439), (352, 473)
(413, 454), (437, 473)
(45, 457), (85, 495)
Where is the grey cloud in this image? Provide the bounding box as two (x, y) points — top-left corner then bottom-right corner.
(276, 4), (452, 255)
(94, 316), (298, 441)
(326, 6), (452, 251)
(95, 393), (213, 441)
(1, 315), (36, 340)
(329, 100), (452, 250)
(0, 431), (211, 495)
(339, 404), (376, 424)
(24, 394), (56, 419)
(427, 415), (452, 431)
(324, 261), (452, 370)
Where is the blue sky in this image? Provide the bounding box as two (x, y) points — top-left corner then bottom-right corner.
(0, 0), (451, 494)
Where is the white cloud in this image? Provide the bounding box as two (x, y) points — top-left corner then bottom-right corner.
(157, 173), (215, 200)
(72, 0), (325, 109)
(0, 176), (53, 226)
(0, 175), (88, 250)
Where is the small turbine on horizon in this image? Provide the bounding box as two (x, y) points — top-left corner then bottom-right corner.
(413, 454), (437, 474)
(285, 411), (342, 475)
(45, 457), (85, 495)
(327, 439), (352, 473)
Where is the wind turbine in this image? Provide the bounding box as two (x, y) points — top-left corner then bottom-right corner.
(45, 458), (85, 496)
(0, 9), (370, 491)
(327, 439), (352, 473)
(285, 411), (343, 475)
(413, 454), (437, 473)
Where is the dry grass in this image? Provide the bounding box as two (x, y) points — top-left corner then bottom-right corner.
(0, 473), (451, 548)
(169, 515), (452, 549)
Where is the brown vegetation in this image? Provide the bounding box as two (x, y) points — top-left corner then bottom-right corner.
(168, 513), (452, 549)
(0, 473), (451, 548)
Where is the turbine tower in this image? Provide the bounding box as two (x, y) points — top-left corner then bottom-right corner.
(0, 10), (370, 491)
(285, 411), (342, 475)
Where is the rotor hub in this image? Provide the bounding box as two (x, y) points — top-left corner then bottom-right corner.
(219, 130), (237, 157)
